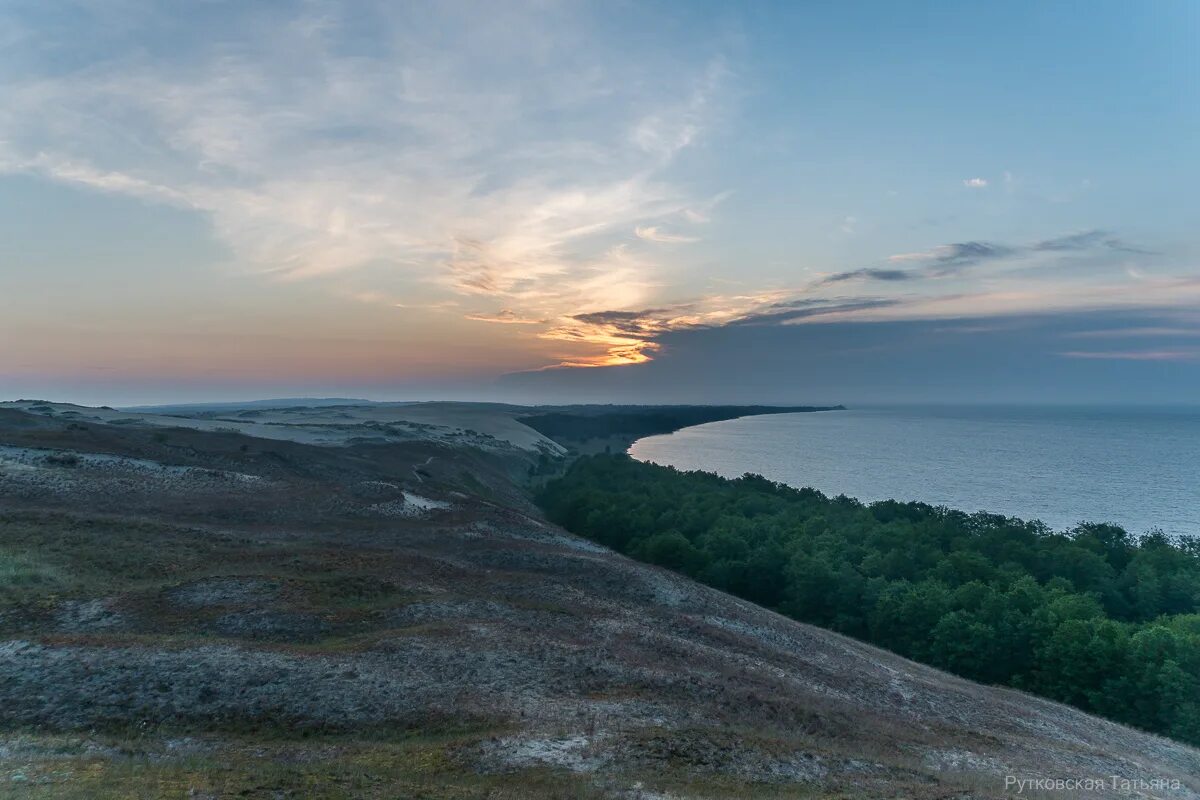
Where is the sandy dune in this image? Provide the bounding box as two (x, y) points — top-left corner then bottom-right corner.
(0, 400), (563, 454)
(0, 403), (1196, 798)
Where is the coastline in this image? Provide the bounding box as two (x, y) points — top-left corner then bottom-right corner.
(617, 405), (846, 457)
(515, 405), (845, 460)
(620, 404), (1200, 538)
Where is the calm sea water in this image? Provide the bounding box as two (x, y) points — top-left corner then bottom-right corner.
(629, 406), (1200, 538)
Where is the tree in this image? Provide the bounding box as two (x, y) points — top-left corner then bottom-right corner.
(633, 531), (705, 574)
(537, 454), (1200, 745)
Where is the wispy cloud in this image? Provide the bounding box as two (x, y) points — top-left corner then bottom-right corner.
(513, 220), (1176, 367)
(1059, 349), (1200, 361)
(1, 3), (1189, 379)
(464, 310), (545, 325)
(536, 292), (793, 367)
(635, 225), (699, 244)
(1065, 326), (1200, 339)
(821, 268), (913, 284)
(815, 230), (1158, 288)
(680, 190), (732, 224)
(629, 58), (726, 161)
(1031, 230), (1156, 256)
(0, 1), (725, 330)
(885, 241), (1016, 272)
(539, 266), (1198, 367)
(534, 295), (903, 366)
(815, 240), (1018, 286)
(727, 298), (903, 327)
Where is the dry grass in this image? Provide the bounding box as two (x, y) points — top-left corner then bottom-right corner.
(1, 406), (1198, 799)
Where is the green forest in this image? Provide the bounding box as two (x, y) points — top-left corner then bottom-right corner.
(538, 455), (1200, 745)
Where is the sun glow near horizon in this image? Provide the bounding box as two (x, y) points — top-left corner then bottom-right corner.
(1, 1), (1198, 404)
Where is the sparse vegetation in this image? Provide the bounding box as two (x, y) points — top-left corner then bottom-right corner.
(0, 729), (620, 800)
(0, 548), (63, 600)
(2, 403), (1198, 799)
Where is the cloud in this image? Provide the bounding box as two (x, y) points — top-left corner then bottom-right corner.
(7, 153), (193, 207)
(501, 307), (1200, 406)
(919, 242), (1016, 272)
(537, 294), (779, 366)
(635, 225), (699, 243)
(534, 295), (907, 365)
(727, 298), (904, 327)
(963, 178), (988, 188)
(629, 58), (726, 161)
(1032, 230), (1157, 256)
(680, 190), (732, 224)
(1065, 326), (1200, 339)
(464, 310), (545, 324)
(821, 268), (914, 284)
(886, 241), (1016, 272)
(943, 240), (1011, 262)
(1059, 349), (1200, 361)
(0, 4), (1185, 380)
(816, 241), (1022, 291)
(570, 308), (679, 334)
(1032, 231), (1109, 251)
(864, 230), (1158, 286)
(821, 240), (1017, 285)
(0, 2), (726, 324)
(542, 266), (1200, 368)
(526, 222), (1172, 367)
(539, 315), (666, 367)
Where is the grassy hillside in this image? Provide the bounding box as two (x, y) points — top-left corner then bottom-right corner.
(1, 404), (1197, 798)
(539, 454), (1200, 745)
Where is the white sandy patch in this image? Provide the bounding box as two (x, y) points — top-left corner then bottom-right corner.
(484, 733), (610, 774)
(368, 491), (453, 518)
(547, 534), (610, 554)
(2, 401), (565, 454)
(402, 491), (451, 511)
(922, 748), (1007, 774)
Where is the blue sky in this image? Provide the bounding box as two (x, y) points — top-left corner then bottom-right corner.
(1, 1), (1197, 404)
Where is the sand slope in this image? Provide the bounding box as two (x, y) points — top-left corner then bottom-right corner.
(0, 403), (1195, 799)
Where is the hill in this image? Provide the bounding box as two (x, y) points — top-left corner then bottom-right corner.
(0, 402), (1195, 799)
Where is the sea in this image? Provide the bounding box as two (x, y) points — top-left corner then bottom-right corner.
(628, 405), (1200, 538)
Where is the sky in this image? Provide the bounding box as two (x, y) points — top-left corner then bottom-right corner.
(1, 0), (1198, 406)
